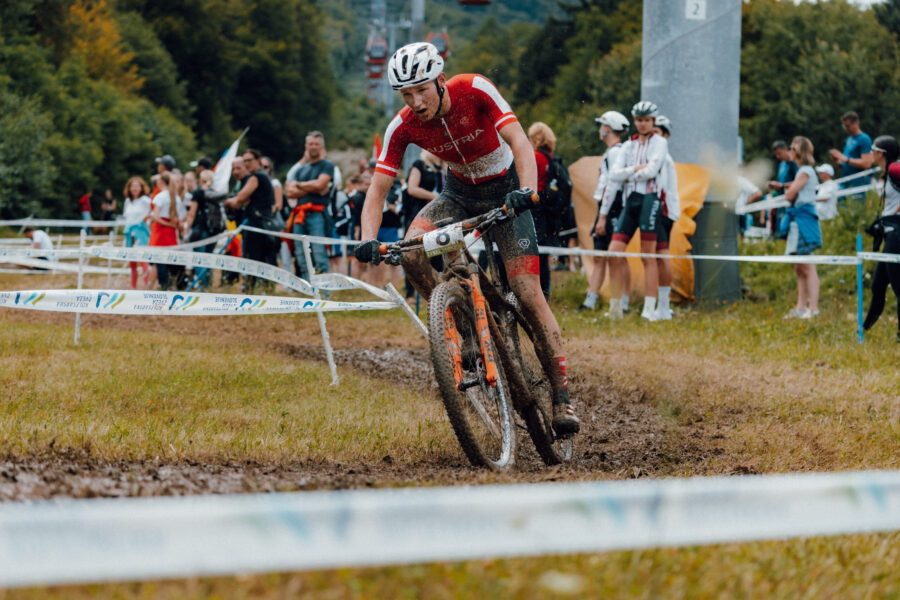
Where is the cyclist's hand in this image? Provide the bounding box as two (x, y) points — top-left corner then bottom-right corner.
(354, 239), (383, 265)
(504, 187), (538, 215)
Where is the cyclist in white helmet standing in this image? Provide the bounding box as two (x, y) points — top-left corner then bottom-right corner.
(354, 42), (579, 435)
(652, 115), (680, 320)
(600, 101), (668, 321)
(579, 110), (630, 313)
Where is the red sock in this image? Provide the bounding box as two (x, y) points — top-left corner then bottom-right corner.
(555, 356), (568, 389)
(129, 262), (138, 289)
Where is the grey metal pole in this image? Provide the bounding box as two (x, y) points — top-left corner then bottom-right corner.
(410, 0), (425, 43)
(642, 0), (742, 302)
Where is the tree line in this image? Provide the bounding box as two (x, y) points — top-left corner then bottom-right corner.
(0, 0), (338, 219)
(4, 0), (900, 219)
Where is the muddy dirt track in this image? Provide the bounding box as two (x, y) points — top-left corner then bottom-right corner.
(1, 310), (734, 501)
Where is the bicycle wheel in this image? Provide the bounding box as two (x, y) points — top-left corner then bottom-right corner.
(500, 294), (573, 465)
(428, 280), (516, 470)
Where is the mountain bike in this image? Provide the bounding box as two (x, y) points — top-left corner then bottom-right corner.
(380, 205), (574, 470)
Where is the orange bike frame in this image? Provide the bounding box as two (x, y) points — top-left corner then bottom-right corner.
(444, 308), (464, 388)
(469, 276), (499, 386)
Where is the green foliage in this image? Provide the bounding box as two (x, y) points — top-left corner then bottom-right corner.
(114, 10), (192, 122)
(740, 0), (900, 163)
(0, 5), (195, 219)
(448, 18), (538, 99)
(0, 89), (60, 217)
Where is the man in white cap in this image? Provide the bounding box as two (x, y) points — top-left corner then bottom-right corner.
(815, 163), (838, 221)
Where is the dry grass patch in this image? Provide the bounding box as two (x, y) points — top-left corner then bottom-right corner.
(1, 319), (450, 464)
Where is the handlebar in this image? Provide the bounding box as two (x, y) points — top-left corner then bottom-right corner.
(377, 191), (539, 264)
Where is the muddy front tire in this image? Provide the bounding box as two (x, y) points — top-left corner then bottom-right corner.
(428, 281), (515, 470)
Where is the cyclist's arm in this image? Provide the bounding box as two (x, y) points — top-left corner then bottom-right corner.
(633, 136), (667, 181)
(360, 172), (394, 239)
(500, 122), (537, 191)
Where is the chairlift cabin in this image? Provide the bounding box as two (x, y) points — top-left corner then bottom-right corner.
(366, 35), (389, 65)
(426, 31), (450, 58)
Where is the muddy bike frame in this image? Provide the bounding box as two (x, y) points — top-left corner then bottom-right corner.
(380, 200), (573, 466)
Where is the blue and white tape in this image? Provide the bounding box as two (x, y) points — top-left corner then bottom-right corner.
(0, 289), (395, 316)
(1, 469), (900, 588)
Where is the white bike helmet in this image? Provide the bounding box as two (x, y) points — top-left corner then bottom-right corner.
(594, 111), (629, 133)
(388, 42), (444, 91)
(655, 115), (672, 133)
(631, 101), (659, 118)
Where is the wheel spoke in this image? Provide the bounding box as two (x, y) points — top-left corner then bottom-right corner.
(466, 388), (501, 441)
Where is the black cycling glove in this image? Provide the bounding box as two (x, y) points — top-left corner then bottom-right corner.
(504, 187), (538, 215)
(354, 239), (383, 265)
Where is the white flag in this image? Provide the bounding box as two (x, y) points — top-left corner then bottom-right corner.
(212, 137), (240, 195)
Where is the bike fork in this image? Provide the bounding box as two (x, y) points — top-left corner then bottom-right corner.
(469, 276), (498, 387)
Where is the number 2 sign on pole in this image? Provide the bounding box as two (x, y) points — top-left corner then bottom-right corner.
(686, 0), (706, 20)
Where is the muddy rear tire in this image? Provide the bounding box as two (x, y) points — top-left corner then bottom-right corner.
(428, 281), (515, 470)
(500, 296), (573, 466)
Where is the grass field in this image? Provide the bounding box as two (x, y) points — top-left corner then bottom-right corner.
(2, 226), (900, 597)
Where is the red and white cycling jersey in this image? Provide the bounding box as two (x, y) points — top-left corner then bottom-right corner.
(375, 74), (518, 185)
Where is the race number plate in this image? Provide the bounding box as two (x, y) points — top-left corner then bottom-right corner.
(423, 223), (466, 257)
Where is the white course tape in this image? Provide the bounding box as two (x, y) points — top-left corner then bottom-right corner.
(241, 224), (359, 247)
(0, 218), (122, 228)
(859, 252), (900, 265)
(1, 470), (900, 588)
(0, 289), (395, 316)
(738, 182), (877, 215)
(1, 258), (130, 275)
(537, 245), (860, 265)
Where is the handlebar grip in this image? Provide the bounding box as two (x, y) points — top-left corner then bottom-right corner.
(378, 244), (388, 255)
(531, 191), (540, 204)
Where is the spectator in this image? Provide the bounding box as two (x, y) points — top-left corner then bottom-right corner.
(651, 115), (680, 321)
(528, 121), (561, 298)
(734, 175), (764, 234)
(403, 151), (445, 300)
(814, 164), (839, 221)
(863, 135), (900, 341)
(191, 157), (212, 176)
(261, 155), (290, 268)
(122, 176), (152, 289)
(77, 188), (93, 234)
(829, 111), (874, 195)
(184, 170), (226, 289)
(221, 158), (248, 286)
(370, 178), (403, 287)
(285, 131), (335, 280)
(348, 172), (371, 279)
(147, 171), (181, 290)
(22, 226), (52, 269)
(767, 140), (798, 235)
(580, 110), (629, 313)
(224, 149), (277, 292)
(153, 154), (176, 197)
(97, 189), (116, 235)
(782, 136), (821, 319)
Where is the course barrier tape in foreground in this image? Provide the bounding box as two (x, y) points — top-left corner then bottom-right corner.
(1, 469), (900, 588)
(0, 289), (395, 316)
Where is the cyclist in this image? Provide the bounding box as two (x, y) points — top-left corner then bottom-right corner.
(652, 115), (679, 320)
(354, 42), (579, 435)
(599, 101), (668, 321)
(580, 110), (630, 313)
